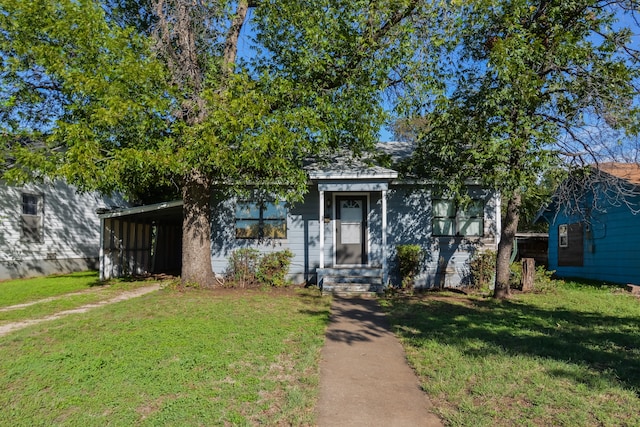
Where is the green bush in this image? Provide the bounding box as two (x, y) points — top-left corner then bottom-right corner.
(469, 250), (496, 289)
(225, 248), (260, 288)
(225, 249), (294, 288)
(397, 244), (422, 289)
(256, 249), (294, 288)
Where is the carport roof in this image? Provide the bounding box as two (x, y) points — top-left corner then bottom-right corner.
(97, 200), (183, 222)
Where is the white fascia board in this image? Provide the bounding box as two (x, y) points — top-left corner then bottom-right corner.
(97, 200), (183, 219)
(308, 171), (399, 180)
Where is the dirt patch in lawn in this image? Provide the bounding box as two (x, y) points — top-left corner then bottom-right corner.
(0, 284), (161, 337)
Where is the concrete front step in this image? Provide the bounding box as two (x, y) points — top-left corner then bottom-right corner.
(323, 283), (384, 293)
(318, 267), (384, 295)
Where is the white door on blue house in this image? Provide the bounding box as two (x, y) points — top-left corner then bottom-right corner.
(336, 196), (367, 265)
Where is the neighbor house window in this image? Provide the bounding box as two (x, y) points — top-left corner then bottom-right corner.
(432, 199), (484, 237)
(235, 200), (287, 239)
(558, 224), (568, 247)
(21, 193), (43, 243)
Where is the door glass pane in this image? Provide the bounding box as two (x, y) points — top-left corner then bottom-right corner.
(341, 200), (362, 222)
(341, 223), (361, 244)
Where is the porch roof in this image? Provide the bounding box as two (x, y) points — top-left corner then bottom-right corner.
(305, 141), (407, 181)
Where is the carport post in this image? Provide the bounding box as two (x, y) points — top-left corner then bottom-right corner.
(99, 217), (105, 281)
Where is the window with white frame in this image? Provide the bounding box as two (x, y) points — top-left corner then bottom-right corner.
(432, 199), (484, 237)
(558, 224), (568, 247)
(21, 193), (43, 243)
(235, 200), (287, 239)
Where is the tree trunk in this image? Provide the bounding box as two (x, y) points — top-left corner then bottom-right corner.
(494, 191), (521, 299)
(181, 171), (216, 287)
(521, 258), (535, 292)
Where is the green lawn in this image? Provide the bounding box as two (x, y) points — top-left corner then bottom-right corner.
(0, 271), (164, 325)
(0, 286), (331, 426)
(0, 271), (102, 307)
(382, 280), (640, 426)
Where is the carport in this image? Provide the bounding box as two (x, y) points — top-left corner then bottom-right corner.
(98, 200), (183, 280)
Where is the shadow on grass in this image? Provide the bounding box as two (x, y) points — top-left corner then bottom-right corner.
(384, 293), (640, 394)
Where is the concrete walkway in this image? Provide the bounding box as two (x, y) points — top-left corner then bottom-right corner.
(317, 296), (443, 427)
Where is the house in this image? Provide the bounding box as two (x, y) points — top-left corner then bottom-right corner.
(0, 180), (125, 280)
(537, 162), (640, 284)
(99, 142), (501, 292)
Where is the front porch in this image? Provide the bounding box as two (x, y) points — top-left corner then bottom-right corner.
(308, 159), (398, 295)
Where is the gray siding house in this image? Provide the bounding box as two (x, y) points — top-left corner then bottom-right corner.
(100, 143), (501, 292)
(0, 180), (124, 280)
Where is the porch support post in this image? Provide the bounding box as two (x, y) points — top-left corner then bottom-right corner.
(319, 190), (325, 269)
(381, 189), (388, 286)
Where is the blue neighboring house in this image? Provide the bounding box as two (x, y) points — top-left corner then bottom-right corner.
(537, 162), (640, 285)
(100, 142), (501, 293)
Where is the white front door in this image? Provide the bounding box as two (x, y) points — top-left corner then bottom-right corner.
(335, 196), (367, 265)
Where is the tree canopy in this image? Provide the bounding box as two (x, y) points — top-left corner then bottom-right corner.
(401, 0), (640, 297)
(0, 0), (422, 285)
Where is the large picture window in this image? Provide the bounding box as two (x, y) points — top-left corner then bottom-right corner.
(432, 199), (484, 237)
(21, 193), (44, 243)
(235, 200), (287, 239)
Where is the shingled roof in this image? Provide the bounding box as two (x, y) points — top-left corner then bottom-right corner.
(305, 141), (414, 180)
(594, 162), (640, 185)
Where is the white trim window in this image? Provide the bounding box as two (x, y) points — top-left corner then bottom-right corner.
(558, 224), (568, 248)
(21, 192), (44, 243)
(235, 200), (287, 239)
(432, 199), (484, 237)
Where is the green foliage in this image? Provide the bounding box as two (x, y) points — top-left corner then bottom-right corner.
(396, 244), (422, 289)
(0, 0), (421, 201)
(225, 249), (294, 288)
(469, 250), (496, 289)
(402, 1), (640, 296)
(225, 248), (260, 288)
(256, 249), (294, 288)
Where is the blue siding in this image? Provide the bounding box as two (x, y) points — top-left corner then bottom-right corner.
(386, 185), (498, 288)
(210, 184), (499, 288)
(210, 188), (320, 283)
(547, 190), (640, 284)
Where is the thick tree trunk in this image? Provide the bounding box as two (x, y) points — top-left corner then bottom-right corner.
(181, 172), (216, 287)
(493, 191), (521, 299)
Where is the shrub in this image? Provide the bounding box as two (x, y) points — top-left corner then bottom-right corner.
(256, 249), (294, 288)
(225, 248), (260, 288)
(469, 250), (496, 289)
(225, 249), (294, 288)
(397, 244), (422, 290)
